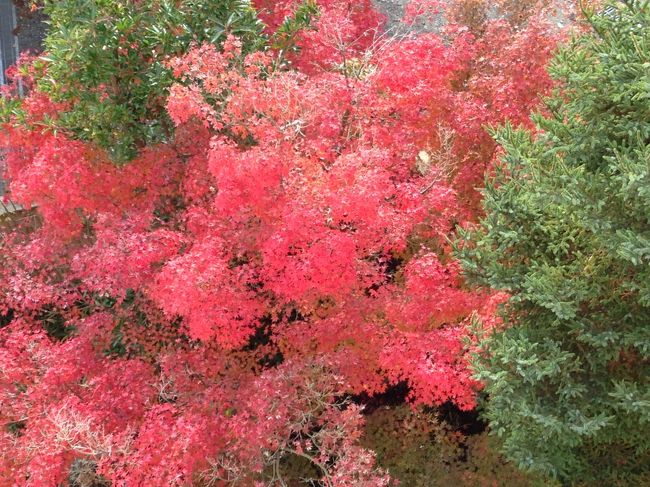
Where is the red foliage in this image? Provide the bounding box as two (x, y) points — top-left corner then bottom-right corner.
(0, 1), (564, 484)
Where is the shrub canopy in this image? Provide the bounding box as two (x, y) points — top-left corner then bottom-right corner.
(458, 1), (650, 483)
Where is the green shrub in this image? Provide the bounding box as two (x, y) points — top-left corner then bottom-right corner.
(38, 0), (263, 161)
(457, 1), (650, 484)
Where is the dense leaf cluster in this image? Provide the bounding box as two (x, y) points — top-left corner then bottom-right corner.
(37, 0), (263, 161)
(3, 0), (628, 485)
(458, 1), (650, 483)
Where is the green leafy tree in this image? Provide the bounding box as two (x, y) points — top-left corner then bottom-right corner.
(457, 1), (650, 484)
(39, 0), (264, 161)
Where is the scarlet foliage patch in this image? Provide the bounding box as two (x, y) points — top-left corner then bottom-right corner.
(0, 1), (563, 484)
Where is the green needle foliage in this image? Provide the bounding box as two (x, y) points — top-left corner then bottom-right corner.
(39, 0), (264, 162)
(456, 1), (650, 484)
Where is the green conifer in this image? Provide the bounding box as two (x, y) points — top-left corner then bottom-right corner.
(457, 1), (650, 483)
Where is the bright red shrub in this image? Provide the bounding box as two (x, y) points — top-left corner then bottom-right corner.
(0, 1), (565, 483)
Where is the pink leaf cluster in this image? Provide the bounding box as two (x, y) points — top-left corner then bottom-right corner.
(0, 1), (563, 483)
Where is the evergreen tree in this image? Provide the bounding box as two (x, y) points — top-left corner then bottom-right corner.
(39, 0), (264, 161)
(457, 1), (650, 484)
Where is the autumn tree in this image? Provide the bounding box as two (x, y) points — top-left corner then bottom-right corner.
(0, 0), (564, 484)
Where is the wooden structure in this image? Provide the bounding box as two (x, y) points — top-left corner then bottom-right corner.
(0, 1), (21, 214)
(0, 0), (18, 85)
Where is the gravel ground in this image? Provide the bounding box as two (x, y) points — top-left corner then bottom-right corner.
(374, 0), (447, 33)
(374, 0), (411, 25)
